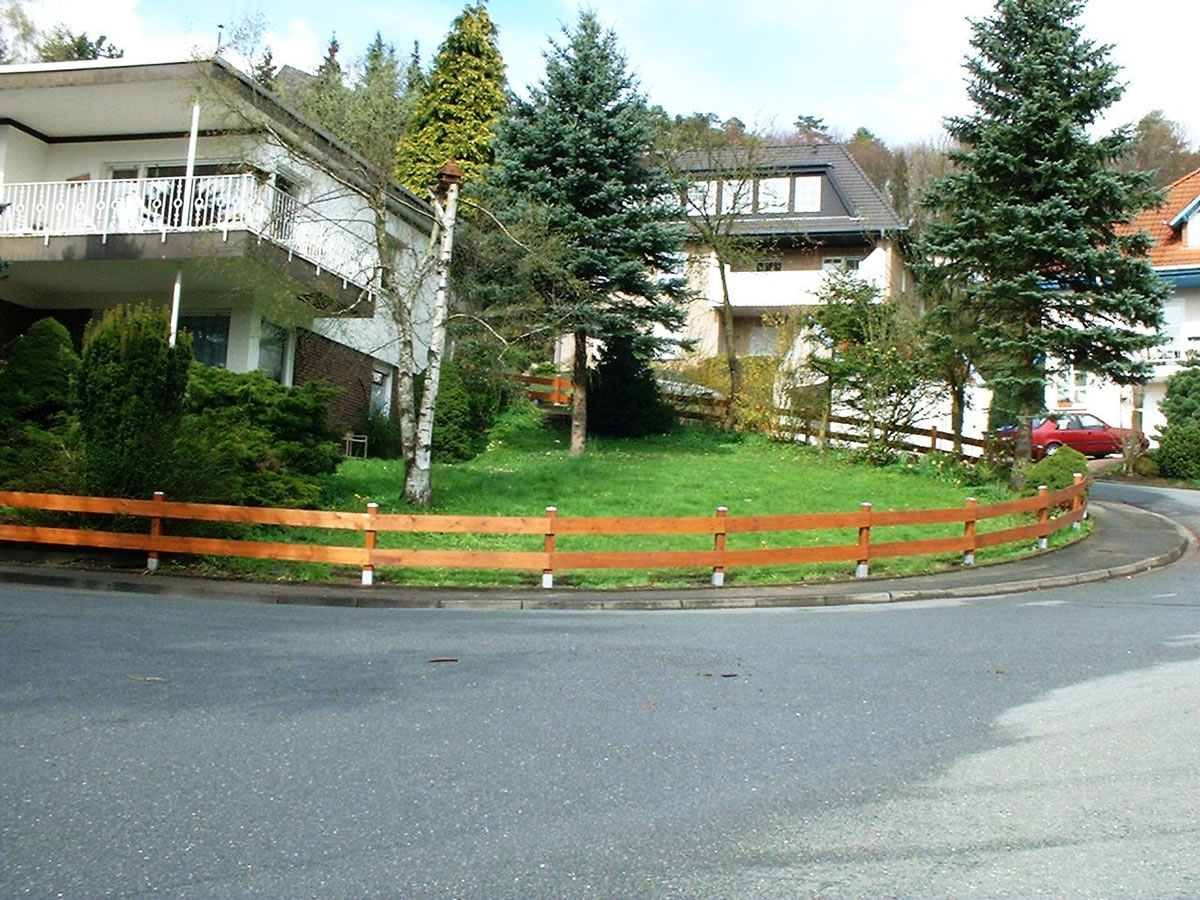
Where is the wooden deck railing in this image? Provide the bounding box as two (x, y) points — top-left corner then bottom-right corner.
(0, 477), (1087, 589)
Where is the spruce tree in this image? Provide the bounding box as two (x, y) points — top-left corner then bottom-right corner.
(395, 3), (506, 194)
(490, 12), (687, 455)
(917, 0), (1168, 468)
(252, 47), (277, 91)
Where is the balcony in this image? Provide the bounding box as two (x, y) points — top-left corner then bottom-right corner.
(710, 254), (890, 311)
(0, 174), (379, 295)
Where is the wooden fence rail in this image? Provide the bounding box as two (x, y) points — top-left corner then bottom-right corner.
(0, 476), (1087, 589)
(512, 374), (988, 456)
(511, 373), (573, 406)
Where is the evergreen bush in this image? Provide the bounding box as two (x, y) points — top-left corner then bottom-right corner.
(181, 365), (341, 507)
(0, 317), (79, 428)
(77, 305), (192, 499)
(1022, 445), (1087, 496)
(357, 409), (404, 459)
(1158, 360), (1200, 427)
(1154, 422), (1200, 481)
(587, 335), (674, 438)
(432, 359), (476, 461)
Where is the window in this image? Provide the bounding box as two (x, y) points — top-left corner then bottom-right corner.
(258, 321), (288, 383)
(746, 320), (778, 356)
(1054, 367), (1088, 406)
(756, 177), (789, 213)
(793, 175), (821, 212)
(822, 256), (862, 271)
(720, 179), (752, 215)
(755, 259), (783, 272)
(179, 313), (230, 368)
(370, 366), (393, 414)
(686, 180), (719, 216)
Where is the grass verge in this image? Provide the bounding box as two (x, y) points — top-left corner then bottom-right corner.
(166, 421), (1088, 589)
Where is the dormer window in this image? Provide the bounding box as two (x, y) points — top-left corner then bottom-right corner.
(794, 175), (821, 212)
(756, 177), (790, 213)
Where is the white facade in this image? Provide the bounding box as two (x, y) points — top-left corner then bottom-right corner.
(0, 58), (436, 419)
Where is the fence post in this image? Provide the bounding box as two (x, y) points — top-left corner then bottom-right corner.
(856, 502), (872, 578)
(362, 502), (378, 586)
(1072, 472), (1084, 528)
(543, 506), (557, 588)
(963, 497), (977, 566)
(930, 425), (939, 452)
(146, 490), (165, 572)
(1037, 485), (1049, 550)
(712, 506), (728, 586)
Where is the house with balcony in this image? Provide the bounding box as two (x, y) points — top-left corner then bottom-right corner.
(1055, 167), (1200, 442)
(673, 142), (908, 359)
(0, 57), (437, 426)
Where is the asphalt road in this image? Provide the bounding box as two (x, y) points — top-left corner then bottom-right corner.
(2, 483), (1198, 898)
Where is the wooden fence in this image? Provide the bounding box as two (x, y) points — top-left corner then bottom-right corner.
(511, 373), (573, 406)
(0, 477), (1087, 589)
(515, 373), (989, 458)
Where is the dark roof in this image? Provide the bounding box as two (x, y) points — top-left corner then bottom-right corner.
(675, 142), (904, 237)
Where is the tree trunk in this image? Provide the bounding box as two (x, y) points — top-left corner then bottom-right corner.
(404, 179), (459, 507)
(818, 378), (832, 452)
(374, 206), (421, 474)
(951, 377), (965, 455)
(716, 261), (739, 431)
(570, 329), (588, 456)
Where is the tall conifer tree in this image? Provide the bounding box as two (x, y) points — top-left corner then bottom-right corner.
(918, 0), (1167, 468)
(491, 12), (687, 455)
(396, 4), (506, 194)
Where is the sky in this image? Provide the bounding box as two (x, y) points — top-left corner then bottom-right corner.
(18, 0), (1200, 148)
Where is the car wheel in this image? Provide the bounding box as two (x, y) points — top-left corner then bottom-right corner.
(1044, 442), (1062, 456)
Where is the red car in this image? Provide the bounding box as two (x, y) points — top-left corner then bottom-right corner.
(1031, 412), (1148, 459)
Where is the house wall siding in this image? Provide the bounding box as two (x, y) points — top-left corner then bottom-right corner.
(0, 124), (47, 183)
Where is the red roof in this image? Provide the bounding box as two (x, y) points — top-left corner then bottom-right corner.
(1119, 168), (1200, 268)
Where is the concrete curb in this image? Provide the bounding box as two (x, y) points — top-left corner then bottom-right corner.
(0, 502), (1191, 611)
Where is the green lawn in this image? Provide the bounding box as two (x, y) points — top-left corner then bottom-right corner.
(181, 421), (1085, 589)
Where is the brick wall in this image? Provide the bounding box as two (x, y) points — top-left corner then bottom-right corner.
(292, 328), (399, 431)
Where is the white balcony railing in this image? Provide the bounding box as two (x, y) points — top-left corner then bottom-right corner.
(0, 174), (379, 293)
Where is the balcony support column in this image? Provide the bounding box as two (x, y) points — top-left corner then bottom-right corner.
(181, 100), (200, 228)
(169, 266), (183, 347)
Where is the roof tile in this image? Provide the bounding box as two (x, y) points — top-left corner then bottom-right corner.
(1118, 168), (1200, 268)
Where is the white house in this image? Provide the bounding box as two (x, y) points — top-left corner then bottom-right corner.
(673, 142), (909, 360)
(0, 57), (437, 427)
(1077, 168), (1200, 442)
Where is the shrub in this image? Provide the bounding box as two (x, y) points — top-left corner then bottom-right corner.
(1022, 445), (1088, 496)
(1159, 360), (1200, 427)
(666, 354), (780, 431)
(0, 420), (83, 494)
(1154, 422), (1200, 481)
(485, 399), (544, 449)
(180, 365), (341, 507)
(0, 317), (79, 428)
(357, 409), (404, 459)
(1132, 454), (1160, 478)
(77, 305), (192, 499)
(588, 334), (674, 438)
(453, 337), (520, 439)
(432, 359), (475, 461)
